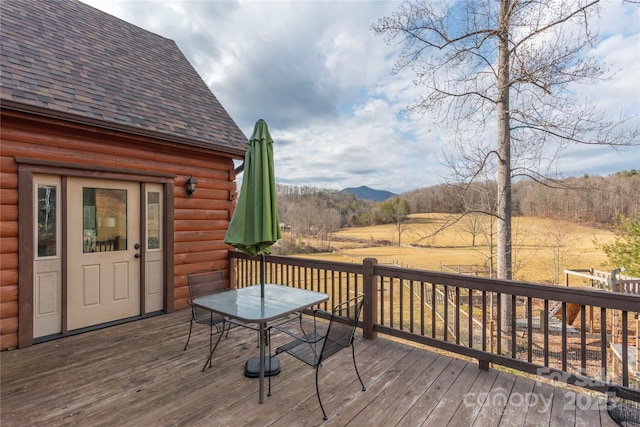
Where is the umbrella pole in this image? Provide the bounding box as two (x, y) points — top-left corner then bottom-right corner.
(260, 252), (265, 298)
(244, 250), (280, 382)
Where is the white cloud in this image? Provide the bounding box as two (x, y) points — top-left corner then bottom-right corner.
(81, 0), (640, 193)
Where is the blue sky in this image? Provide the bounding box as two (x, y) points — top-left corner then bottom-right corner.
(81, 0), (639, 194)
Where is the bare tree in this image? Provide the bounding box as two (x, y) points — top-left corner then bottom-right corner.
(316, 208), (341, 250)
(479, 214), (497, 278)
(373, 0), (639, 285)
(542, 225), (577, 285)
(379, 197), (411, 245)
(461, 213), (484, 248)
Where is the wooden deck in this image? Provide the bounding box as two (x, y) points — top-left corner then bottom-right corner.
(1, 310), (618, 426)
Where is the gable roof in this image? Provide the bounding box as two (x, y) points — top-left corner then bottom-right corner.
(0, 0), (247, 156)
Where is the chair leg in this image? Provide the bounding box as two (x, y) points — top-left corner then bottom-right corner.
(298, 312), (307, 336)
(351, 344), (365, 391)
(267, 329), (272, 397)
(312, 344), (365, 420)
(183, 319), (194, 351)
(315, 366), (328, 420)
(224, 319), (232, 337)
(207, 314), (214, 369)
(201, 319), (225, 372)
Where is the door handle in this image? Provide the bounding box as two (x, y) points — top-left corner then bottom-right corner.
(134, 253), (141, 259)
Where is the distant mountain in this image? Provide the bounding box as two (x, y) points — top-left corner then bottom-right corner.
(341, 186), (396, 202)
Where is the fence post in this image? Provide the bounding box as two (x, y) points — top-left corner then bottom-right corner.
(636, 314), (639, 374)
(610, 268), (621, 292)
(362, 258), (378, 340)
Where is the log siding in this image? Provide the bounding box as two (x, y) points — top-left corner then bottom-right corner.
(0, 110), (241, 350)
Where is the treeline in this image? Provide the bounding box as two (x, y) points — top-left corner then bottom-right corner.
(402, 170), (640, 225)
(277, 185), (376, 240)
(277, 171), (640, 238)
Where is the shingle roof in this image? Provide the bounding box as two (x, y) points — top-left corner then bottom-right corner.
(0, 0), (247, 155)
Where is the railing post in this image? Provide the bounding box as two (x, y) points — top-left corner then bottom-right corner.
(362, 258), (377, 340)
(229, 253), (237, 289)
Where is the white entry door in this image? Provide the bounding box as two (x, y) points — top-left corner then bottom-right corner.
(67, 178), (141, 330)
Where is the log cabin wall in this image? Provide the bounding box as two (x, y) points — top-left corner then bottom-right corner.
(0, 110), (240, 350)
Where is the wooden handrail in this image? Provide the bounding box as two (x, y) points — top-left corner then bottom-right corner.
(229, 250), (640, 397)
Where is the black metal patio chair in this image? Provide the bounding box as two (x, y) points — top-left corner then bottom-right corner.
(269, 294), (366, 420)
(183, 269), (303, 373)
(607, 385), (640, 426)
(183, 269), (258, 371)
(183, 269), (227, 352)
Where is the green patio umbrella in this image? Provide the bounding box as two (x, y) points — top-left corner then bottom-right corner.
(224, 119), (281, 297)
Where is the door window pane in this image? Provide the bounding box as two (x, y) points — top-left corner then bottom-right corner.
(147, 191), (161, 250)
(83, 187), (127, 253)
(37, 185), (57, 257)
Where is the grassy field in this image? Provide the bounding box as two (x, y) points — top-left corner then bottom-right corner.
(292, 213), (616, 285)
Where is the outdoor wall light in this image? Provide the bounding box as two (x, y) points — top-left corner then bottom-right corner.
(185, 176), (197, 197)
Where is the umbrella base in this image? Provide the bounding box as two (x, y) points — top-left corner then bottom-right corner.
(244, 356), (280, 377)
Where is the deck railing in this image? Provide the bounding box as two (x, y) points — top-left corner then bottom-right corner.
(229, 251), (640, 399)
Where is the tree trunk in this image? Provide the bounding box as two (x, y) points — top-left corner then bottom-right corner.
(497, 0), (513, 329)
(497, 0), (512, 282)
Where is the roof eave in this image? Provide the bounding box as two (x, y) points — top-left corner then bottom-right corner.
(1, 100), (248, 158)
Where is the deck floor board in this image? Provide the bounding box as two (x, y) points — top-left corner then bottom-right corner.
(0, 310), (618, 426)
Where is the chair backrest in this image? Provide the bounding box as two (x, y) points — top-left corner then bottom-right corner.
(187, 269), (228, 319)
(320, 295), (364, 361)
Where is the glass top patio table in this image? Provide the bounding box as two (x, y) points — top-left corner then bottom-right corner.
(193, 284), (329, 403)
(193, 284), (328, 323)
